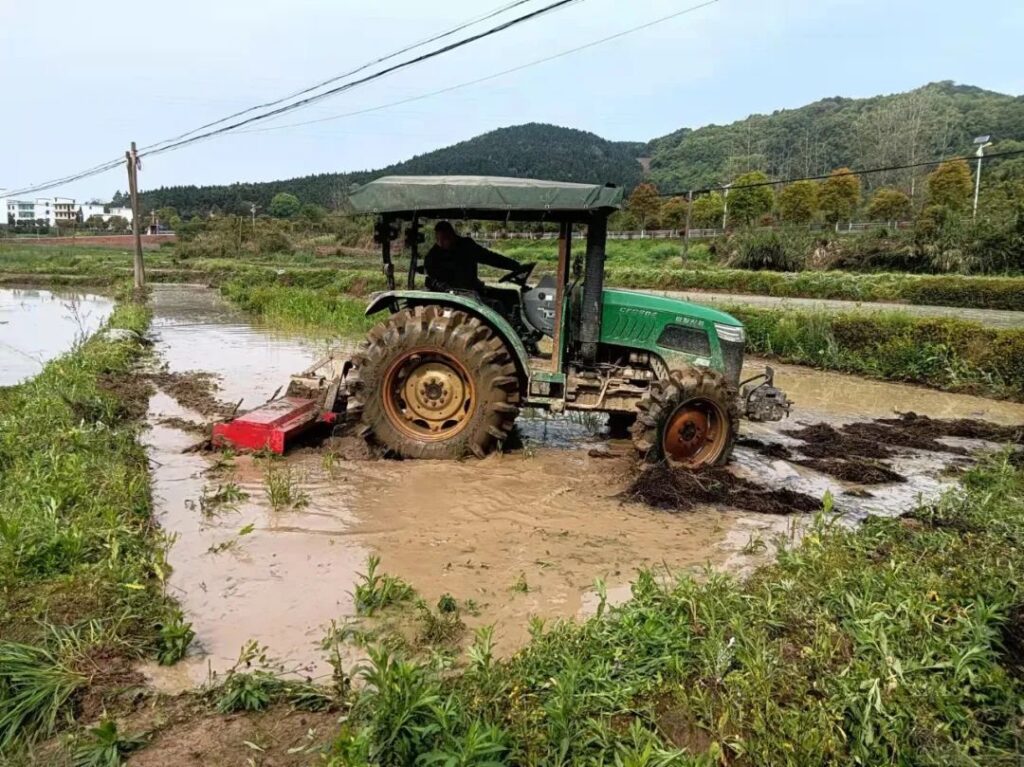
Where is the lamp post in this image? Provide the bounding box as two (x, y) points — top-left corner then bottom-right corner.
(973, 135), (992, 220)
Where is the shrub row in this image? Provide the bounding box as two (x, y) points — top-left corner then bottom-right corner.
(730, 305), (1024, 399)
(606, 267), (1024, 311)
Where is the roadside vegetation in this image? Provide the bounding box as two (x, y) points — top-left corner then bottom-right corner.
(733, 305), (1024, 400)
(0, 299), (182, 758)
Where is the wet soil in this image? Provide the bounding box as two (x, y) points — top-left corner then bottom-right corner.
(843, 412), (1024, 453)
(620, 462), (823, 515)
(149, 369), (236, 418)
(737, 437), (907, 485)
(140, 285), (1024, 687)
(125, 702), (338, 767)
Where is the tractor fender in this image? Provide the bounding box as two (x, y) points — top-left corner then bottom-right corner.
(365, 290), (532, 383)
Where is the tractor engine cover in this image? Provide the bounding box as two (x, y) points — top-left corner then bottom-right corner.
(522, 275), (557, 336)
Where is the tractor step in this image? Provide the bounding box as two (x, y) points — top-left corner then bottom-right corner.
(212, 397), (322, 454)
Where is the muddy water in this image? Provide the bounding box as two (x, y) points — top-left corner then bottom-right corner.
(143, 285), (1024, 686)
(0, 286), (113, 385)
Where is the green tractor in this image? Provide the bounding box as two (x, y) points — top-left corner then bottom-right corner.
(345, 175), (791, 468)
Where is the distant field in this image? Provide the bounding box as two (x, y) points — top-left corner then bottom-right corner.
(4, 239), (1024, 313)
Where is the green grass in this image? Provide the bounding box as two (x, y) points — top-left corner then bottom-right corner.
(7, 239), (1024, 313)
(327, 455), (1024, 765)
(732, 305), (1024, 400)
(220, 279), (378, 336)
(0, 298), (178, 754)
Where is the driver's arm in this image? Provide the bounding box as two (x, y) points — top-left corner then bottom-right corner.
(468, 240), (522, 272)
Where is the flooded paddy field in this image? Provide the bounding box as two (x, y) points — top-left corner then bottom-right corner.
(141, 285), (1024, 687)
(0, 286), (114, 385)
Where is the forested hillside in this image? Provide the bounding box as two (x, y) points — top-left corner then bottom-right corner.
(138, 81), (1023, 216)
(139, 124), (643, 217)
(647, 82), (1024, 191)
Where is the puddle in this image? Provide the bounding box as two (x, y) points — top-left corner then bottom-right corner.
(0, 286), (113, 385)
(141, 285), (1024, 686)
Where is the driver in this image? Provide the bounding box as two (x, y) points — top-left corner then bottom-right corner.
(423, 221), (525, 293)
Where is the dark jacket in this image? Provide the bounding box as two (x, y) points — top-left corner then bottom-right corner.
(423, 235), (520, 292)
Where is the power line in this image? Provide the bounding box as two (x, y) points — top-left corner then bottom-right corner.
(1, 0), (569, 197)
(140, 0), (585, 159)
(657, 148), (1024, 197)
(241, 0), (720, 135)
(135, 0), (544, 154)
(2, 158), (126, 198)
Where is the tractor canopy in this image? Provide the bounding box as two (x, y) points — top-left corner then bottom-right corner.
(348, 175), (624, 221)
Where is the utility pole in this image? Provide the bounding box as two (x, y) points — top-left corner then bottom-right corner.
(251, 203), (258, 234)
(125, 141), (145, 289)
(683, 190), (693, 264)
(972, 135), (992, 220)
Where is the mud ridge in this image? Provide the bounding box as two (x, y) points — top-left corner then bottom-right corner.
(737, 436), (905, 485)
(843, 412), (1024, 454)
(149, 369), (236, 418)
(620, 462), (822, 515)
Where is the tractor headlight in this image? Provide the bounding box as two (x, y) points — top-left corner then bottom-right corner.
(714, 323), (746, 344)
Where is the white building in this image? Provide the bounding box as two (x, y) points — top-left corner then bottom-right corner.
(4, 197), (55, 227)
(78, 202), (134, 225)
(1, 195), (133, 228)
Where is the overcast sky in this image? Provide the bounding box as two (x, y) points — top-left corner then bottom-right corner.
(1, 0), (1021, 201)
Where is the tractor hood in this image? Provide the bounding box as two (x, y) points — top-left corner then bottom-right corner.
(602, 289), (743, 328)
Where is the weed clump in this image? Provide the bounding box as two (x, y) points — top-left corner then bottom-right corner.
(354, 555), (415, 616)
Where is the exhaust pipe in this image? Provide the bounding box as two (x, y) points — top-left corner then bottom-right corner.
(579, 214), (607, 363)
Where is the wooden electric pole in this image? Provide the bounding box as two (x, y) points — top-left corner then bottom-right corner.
(125, 141), (145, 289)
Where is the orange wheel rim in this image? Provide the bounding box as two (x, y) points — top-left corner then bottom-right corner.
(662, 397), (728, 468)
(382, 348), (475, 442)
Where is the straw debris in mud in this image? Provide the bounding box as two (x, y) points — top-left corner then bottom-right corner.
(620, 462), (822, 515)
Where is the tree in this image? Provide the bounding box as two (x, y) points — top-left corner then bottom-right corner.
(268, 192), (301, 218)
(690, 192), (725, 228)
(777, 180), (819, 224)
(927, 159), (973, 211)
(84, 214), (107, 230)
(660, 197), (688, 229)
(819, 168), (861, 224)
(626, 183), (662, 231)
(298, 203), (327, 224)
(727, 171), (774, 225)
(107, 215), (129, 233)
(867, 187), (912, 222)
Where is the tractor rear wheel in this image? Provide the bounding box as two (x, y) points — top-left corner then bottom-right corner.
(631, 367), (738, 468)
(349, 306), (520, 459)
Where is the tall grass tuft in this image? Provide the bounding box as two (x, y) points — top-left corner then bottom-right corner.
(0, 642), (85, 749)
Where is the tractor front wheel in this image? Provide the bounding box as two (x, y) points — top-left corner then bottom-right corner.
(631, 367), (738, 468)
(349, 307), (520, 459)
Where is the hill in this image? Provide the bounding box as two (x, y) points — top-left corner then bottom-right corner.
(646, 81), (1024, 191)
(139, 81), (1024, 216)
(139, 124), (644, 217)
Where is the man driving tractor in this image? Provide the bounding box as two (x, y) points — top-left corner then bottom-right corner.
(423, 221), (527, 293)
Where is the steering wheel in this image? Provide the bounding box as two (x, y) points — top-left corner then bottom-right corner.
(498, 261), (536, 287)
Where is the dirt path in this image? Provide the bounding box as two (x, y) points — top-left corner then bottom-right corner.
(643, 289), (1024, 328)
(141, 285), (1024, 689)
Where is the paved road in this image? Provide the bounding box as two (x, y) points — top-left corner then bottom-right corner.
(640, 290), (1024, 330)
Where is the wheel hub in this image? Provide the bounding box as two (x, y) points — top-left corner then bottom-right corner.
(663, 397), (727, 468)
(383, 351), (475, 440)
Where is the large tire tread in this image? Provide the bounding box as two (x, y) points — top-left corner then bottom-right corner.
(630, 366), (739, 467)
(349, 307), (520, 459)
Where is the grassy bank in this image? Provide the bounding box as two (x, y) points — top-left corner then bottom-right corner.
(320, 456), (1024, 765)
(220, 279), (378, 335)
(0, 299), (180, 757)
(732, 305), (1024, 400)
